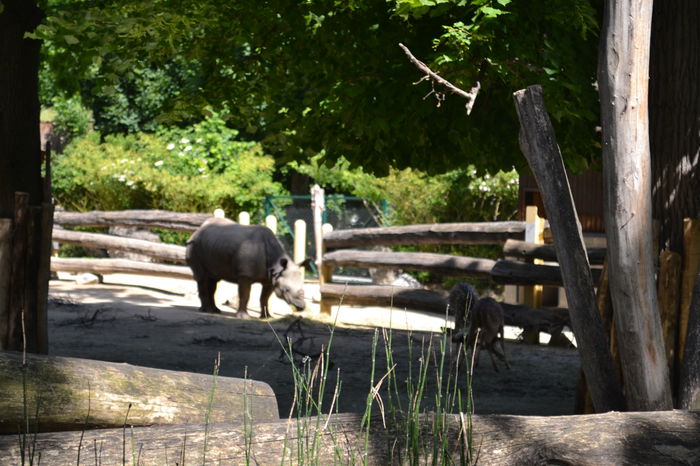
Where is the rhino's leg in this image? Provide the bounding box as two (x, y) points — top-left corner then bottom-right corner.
(197, 277), (221, 313)
(235, 279), (253, 319)
(259, 283), (273, 319)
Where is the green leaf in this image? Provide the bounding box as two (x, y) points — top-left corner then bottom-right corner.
(479, 6), (506, 18)
(64, 35), (79, 45)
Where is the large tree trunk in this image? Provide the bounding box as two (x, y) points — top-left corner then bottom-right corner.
(0, 1), (49, 353)
(598, 0), (673, 410)
(649, 1), (700, 254)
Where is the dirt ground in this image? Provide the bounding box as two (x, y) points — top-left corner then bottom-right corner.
(47, 274), (582, 418)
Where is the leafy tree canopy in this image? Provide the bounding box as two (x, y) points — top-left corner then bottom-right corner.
(36, 0), (601, 174)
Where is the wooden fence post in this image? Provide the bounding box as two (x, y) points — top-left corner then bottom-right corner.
(238, 211), (250, 225)
(265, 215), (277, 234)
(0, 219), (12, 350)
(294, 219), (306, 278)
(521, 205), (545, 343)
(658, 250), (682, 377)
(514, 84), (625, 412)
(319, 223), (334, 314)
(679, 218), (700, 364)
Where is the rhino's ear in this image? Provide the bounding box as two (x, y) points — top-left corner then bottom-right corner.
(268, 258), (286, 281)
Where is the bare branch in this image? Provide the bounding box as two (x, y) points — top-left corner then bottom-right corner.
(399, 42), (480, 115)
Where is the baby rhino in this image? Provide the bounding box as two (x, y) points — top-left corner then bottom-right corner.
(450, 283), (510, 371)
(186, 217), (306, 319)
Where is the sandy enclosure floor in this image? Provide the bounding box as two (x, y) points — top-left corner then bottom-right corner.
(47, 274), (582, 418)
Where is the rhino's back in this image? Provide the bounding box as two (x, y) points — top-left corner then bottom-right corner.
(187, 218), (282, 282)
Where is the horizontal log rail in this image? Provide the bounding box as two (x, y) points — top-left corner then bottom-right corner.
(320, 284), (571, 333)
(54, 209), (212, 232)
(324, 249), (496, 279)
(52, 228), (187, 263)
(50, 257), (193, 279)
(2, 410), (698, 465)
(503, 239), (606, 265)
(323, 221), (526, 249)
(322, 250), (600, 287)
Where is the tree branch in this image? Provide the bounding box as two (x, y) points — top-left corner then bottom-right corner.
(399, 42), (480, 115)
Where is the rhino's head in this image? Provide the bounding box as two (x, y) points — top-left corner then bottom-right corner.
(269, 257), (306, 311)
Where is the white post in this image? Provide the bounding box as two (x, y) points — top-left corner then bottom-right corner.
(294, 219), (306, 277)
(213, 208), (225, 219)
(265, 215), (277, 234)
(311, 184), (325, 267)
(238, 212), (250, 225)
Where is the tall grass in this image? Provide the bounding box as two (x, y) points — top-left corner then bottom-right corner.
(15, 303), (476, 465)
(274, 302), (477, 465)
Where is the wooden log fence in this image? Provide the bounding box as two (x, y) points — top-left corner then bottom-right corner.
(52, 228), (186, 263)
(53, 209), (212, 232)
(50, 257), (193, 280)
(503, 238), (606, 265)
(50, 210), (601, 339)
(322, 221), (527, 249)
(319, 220), (603, 316)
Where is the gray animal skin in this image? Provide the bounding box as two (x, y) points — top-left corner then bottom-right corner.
(455, 296), (510, 372)
(448, 282), (479, 341)
(186, 218), (305, 319)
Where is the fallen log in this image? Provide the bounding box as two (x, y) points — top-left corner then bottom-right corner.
(0, 351), (279, 434)
(503, 239), (606, 265)
(323, 249), (495, 279)
(2, 410), (699, 465)
(50, 257), (193, 279)
(52, 228), (187, 263)
(323, 222), (526, 249)
(53, 210), (212, 232)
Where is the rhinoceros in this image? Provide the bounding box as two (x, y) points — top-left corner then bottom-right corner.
(186, 217), (306, 318)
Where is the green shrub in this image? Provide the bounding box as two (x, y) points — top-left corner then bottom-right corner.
(53, 127), (286, 221)
(43, 95), (93, 141)
(290, 154), (519, 288)
(290, 153), (519, 226)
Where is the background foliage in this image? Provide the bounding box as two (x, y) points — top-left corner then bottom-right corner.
(37, 0), (603, 175)
(53, 113), (286, 221)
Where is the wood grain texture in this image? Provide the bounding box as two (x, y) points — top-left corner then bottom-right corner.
(323, 222), (526, 249)
(514, 85), (625, 412)
(2, 410), (699, 465)
(0, 351), (279, 434)
(53, 210), (212, 232)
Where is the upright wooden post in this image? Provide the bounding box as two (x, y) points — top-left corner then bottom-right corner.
(679, 219), (700, 364)
(238, 211), (250, 225)
(514, 85), (625, 412)
(598, 0), (672, 410)
(658, 250), (682, 375)
(311, 184), (325, 268)
(319, 223), (334, 314)
(679, 271), (700, 409)
(265, 215), (277, 234)
(598, 0), (674, 411)
(0, 219), (12, 350)
(293, 219), (306, 278)
(521, 206), (545, 343)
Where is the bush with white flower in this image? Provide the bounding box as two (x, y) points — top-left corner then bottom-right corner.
(53, 114), (286, 220)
